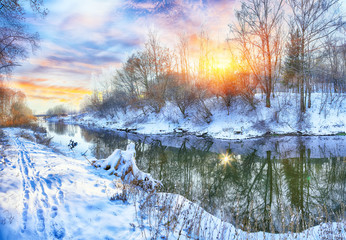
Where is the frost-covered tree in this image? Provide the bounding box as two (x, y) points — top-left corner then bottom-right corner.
(110, 32), (174, 114)
(321, 36), (346, 93)
(230, 0), (284, 108)
(143, 31), (174, 113)
(0, 0), (47, 78)
(46, 104), (68, 116)
(287, 0), (345, 112)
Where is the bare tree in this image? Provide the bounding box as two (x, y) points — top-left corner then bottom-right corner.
(177, 33), (191, 83)
(114, 55), (142, 99)
(311, 35), (345, 114)
(144, 31), (174, 112)
(0, 0), (47, 78)
(194, 30), (213, 123)
(165, 33), (197, 118)
(230, 0), (284, 108)
(287, 0), (345, 112)
(167, 76), (196, 118)
(198, 30), (213, 85)
(93, 32), (175, 116)
(322, 36), (345, 93)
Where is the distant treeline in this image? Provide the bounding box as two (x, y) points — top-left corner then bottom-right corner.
(0, 86), (36, 127)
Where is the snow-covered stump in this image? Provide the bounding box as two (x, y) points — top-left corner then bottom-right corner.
(92, 143), (162, 191)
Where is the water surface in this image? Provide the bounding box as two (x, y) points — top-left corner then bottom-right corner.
(42, 121), (346, 233)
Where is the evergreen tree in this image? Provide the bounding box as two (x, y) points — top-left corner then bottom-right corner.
(283, 29), (302, 90)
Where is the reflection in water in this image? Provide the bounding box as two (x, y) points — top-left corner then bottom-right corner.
(45, 122), (345, 233)
(48, 122), (68, 135)
(47, 122), (78, 137)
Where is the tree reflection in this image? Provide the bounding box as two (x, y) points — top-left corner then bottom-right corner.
(47, 122), (68, 135)
(133, 140), (344, 233)
(45, 123), (345, 233)
(79, 128), (128, 159)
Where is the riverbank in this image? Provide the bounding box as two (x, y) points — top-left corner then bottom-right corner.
(49, 93), (345, 140)
(0, 127), (345, 239)
(42, 120), (346, 160)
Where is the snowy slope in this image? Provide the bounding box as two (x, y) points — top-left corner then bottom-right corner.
(0, 128), (344, 239)
(54, 93), (346, 140)
(0, 128), (142, 240)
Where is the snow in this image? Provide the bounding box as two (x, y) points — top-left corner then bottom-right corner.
(52, 93), (346, 140)
(0, 128), (345, 239)
(0, 128), (142, 240)
(93, 143), (162, 190)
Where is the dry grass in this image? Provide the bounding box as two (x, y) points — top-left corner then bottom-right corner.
(108, 183), (345, 239)
(17, 124), (53, 148)
(0, 129), (10, 164)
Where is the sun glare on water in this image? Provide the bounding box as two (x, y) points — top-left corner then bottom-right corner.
(220, 153), (232, 165)
(219, 151), (242, 166)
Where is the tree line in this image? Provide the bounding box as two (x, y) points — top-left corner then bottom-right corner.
(83, 0), (344, 121)
(0, 85), (35, 126)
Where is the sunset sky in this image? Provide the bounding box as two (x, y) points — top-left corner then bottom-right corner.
(9, 0), (239, 114)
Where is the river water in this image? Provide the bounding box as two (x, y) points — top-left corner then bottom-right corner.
(42, 121), (346, 233)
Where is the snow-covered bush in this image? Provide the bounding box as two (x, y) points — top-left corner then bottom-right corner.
(93, 143), (162, 191)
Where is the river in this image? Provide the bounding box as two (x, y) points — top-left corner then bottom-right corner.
(41, 121), (346, 233)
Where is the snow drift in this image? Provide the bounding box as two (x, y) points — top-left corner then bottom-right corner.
(92, 143), (162, 190)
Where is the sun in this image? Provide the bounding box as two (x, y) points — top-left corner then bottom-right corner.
(215, 60), (230, 71)
(211, 50), (235, 73)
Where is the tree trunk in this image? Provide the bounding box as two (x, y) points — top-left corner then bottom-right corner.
(300, 32), (306, 113)
(308, 82), (311, 109)
(300, 81), (305, 113)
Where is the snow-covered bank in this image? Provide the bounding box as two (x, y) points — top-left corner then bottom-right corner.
(0, 128), (345, 239)
(51, 93), (345, 140)
(0, 128), (142, 239)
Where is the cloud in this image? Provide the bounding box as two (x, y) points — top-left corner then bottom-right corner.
(124, 0), (183, 16)
(12, 80), (92, 103)
(15, 81), (92, 95)
(28, 95), (56, 101)
(117, 0), (237, 49)
(27, 49), (122, 78)
(11, 76), (49, 83)
(12, 0), (239, 114)
(60, 13), (106, 31)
